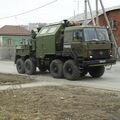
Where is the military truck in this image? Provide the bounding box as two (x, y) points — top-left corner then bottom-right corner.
(15, 20), (116, 80)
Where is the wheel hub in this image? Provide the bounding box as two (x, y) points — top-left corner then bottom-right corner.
(67, 67), (72, 74)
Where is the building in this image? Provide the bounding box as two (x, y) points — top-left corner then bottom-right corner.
(0, 25), (31, 60)
(0, 25), (31, 47)
(69, 6), (120, 47)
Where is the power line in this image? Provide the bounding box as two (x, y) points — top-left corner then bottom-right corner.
(0, 0), (57, 20)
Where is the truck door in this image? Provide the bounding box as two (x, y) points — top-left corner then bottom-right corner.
(36, 36), (44, 58)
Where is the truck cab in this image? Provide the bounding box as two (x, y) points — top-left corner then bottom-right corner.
(63, 26), (115, 66)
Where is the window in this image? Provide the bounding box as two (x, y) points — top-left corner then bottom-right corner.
(110, 20), (116, 29)
(73, 30), (83, 41)
(84, 28), (109, 41)
(7, 39), (13, 47)
(47, 27), (57, 34)
(40, 28), (48, 34)
(39, 25), (61, 35)
(84, 28), (97, 41)
(96, 29), (109, 41)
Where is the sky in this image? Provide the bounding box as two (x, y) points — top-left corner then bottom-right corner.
(0, 0), (120, 26)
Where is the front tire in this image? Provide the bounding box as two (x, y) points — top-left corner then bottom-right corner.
(89, 66), (105, 78)
(16, 58), (25, 74)
(24, 59), (36, 75)
(63, 60), (80, 80)
(50, 59), (63, 78)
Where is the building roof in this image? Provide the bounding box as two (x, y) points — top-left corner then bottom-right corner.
(69, 5), (120, 24)
(0, 25), (31, 36)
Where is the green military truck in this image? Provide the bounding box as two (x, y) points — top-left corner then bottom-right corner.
(15, 20), (116, 80)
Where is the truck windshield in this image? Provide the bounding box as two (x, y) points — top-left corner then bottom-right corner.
(84, 28), (109, 42)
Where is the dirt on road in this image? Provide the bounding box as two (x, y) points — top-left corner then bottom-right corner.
(0, 73), (33, 85)
(0, 85), (120, 120)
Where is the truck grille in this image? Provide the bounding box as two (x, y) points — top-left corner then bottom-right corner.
(92, 49), (110, 59)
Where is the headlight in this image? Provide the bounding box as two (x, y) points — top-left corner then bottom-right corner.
(88, 50), (93, 58)
(90, 55), (93, 58)
(109, 49), (112, 56)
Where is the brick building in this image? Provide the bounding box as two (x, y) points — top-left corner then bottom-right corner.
(69, 6), (120, 47)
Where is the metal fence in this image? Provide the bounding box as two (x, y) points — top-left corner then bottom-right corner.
(0, 47), (16, 60)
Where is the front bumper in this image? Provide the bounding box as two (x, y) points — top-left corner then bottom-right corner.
(79, 58), (116, 67)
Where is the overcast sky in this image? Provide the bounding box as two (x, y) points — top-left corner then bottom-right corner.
(0, 0), (120, 26)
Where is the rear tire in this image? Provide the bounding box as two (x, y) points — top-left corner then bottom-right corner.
(89, 66), (105, 78)
(24, 59), (36, 75)
(63, 60), (80, 80)
(50, 59), (63, 78)
(16, 58), (25, 74)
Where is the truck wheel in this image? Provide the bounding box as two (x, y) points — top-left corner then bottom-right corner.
(50, 59), (63, 78)
(24, 59), (36, 75)
(16, 58), (25, 74)
(89, 66), (105, 78)
(63, 60), (80, 80)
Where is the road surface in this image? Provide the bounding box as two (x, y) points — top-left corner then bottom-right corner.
(0, 61), (120, 91)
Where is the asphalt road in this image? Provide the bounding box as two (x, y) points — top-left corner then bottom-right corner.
(0, 60), (120, 91)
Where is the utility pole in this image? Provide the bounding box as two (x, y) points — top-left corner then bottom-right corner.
(96, 0), (99, 26)
(84, 0), (88, 26)
(87, 0), (96, 26)
(99, 0), (118, 57)
(77, 0), (80, 15)
(74, 0), (80, 15)
(73, 10), (76, 18)
(84, 0), (96, 26)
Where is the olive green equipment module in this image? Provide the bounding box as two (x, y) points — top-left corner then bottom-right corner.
(15, 20), (116, 80)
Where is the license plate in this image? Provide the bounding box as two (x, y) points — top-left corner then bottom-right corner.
(99, 60), (106, 63)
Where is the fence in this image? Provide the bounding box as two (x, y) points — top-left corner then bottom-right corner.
(0, 47), (16, 60)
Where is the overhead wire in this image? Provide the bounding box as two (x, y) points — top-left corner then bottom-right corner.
(0, 0), (58, 19)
